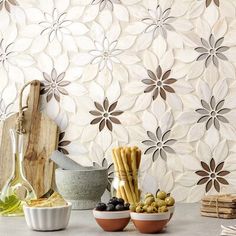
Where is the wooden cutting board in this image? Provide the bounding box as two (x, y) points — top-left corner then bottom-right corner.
(0, 80), (59, 197)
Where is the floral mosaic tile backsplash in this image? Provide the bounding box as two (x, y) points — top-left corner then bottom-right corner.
(0, 0), (236, 202)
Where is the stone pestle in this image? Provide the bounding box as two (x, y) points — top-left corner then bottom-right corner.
(50, 150), (96, 170)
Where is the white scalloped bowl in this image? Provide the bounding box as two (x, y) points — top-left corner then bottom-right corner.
(23, 202), (72, 231)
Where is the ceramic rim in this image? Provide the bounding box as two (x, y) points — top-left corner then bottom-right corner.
(130, 211), (170, 221)
(93, 209), (130, 219)
(23, 202), (72, 210)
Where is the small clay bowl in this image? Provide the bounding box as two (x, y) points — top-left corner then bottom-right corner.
(93, 210), (130, 232)
(130, 211), (170, 234)
(168, 206), (175, 221)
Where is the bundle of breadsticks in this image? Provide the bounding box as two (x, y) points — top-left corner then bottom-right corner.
(112, 146), (141, 204)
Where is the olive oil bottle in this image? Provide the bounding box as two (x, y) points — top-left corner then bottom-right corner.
(0, 129), (36, 216)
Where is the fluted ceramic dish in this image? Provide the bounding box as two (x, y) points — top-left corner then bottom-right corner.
(23, 202), (72, 231)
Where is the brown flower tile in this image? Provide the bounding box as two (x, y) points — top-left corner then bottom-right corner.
(40, 68), (70, 103)
(142, 126), (176, 162)
(195, 34), (228, 67)
(0, 0), (18, 13)
(195, 158), (229, 193)
(58, 132), (71, 155)
(196, 96), (230, 131)
(90, 97), (123, 132)
(142, 66), (176, 101)
(205, 0), (219, 7)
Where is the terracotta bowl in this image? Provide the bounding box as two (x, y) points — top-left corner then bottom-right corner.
(93, 210), (130, 232)
(168, 206), (175, 221)
(130, 211), (170, 234)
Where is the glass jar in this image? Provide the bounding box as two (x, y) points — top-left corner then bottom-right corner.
(0, 129), (36, 216)
(111, 171), (141, 204)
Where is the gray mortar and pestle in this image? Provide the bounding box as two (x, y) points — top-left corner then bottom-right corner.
(51, 150), (108, 210)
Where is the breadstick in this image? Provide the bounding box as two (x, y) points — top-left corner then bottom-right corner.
(135, 149), (141, 201)
(121, 148), (137, 203)
(138, 189), (141, 201)
(136, 149), (141, 201)
(137, 149), (141, 169)
(119, 186), (128, 203)
(115, 148), (134, 203)
(125, 147), (132, 172)
(131, 147), (139, 201)
(112, 149), (128, 202)
(114, 148), (134, 203)
(120, 186), (128, 203)
(117, 187), (121, 198)
(125, 147), (137, 202)
(137, 148), (142, 201)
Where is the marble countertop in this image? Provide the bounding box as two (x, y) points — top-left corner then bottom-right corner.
(0, 203), (234, 236)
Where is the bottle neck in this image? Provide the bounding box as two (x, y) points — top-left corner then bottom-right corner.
(10, 129), (26, 180)
(12, 152), (25, 180)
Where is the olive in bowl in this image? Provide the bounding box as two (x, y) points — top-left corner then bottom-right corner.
(129, 191), (175, 233)
(129, 200), (170, 234)
(164, 195), (175, 221)
(93, 197), (130, 232)
(155, 191), (175, 221)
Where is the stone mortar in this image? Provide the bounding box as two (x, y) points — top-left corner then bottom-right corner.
(55, 168), (108, 210)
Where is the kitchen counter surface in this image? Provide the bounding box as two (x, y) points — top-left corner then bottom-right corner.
(0, 203), (234, 236)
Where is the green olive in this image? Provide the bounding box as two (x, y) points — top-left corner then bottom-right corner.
(147, 206), (155, 213)
(165, 196), (175, 206)
(137, 201), (144, 207)
(155, 197), (161, 202)
(156, 191), (167, 200)
(157, 199), (166, 207)
(143, 205), (148, 212)
(144, 193), (154, 199)
(136, 205), (144, 213)
(151, 201), (159, 208)
(144, 197), (155, 205)
(129, 204), (136, 212)
(158, 206), (168, 213)
(153, 207), (158, 213)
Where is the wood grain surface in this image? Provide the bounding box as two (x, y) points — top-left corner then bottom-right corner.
(0, 80), (59, 197)
(201, 211), (236, 219)
(202, 201), (236, 208)
(202, 194), (236, 203)
(201, 206), (236, 214)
